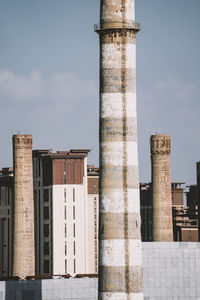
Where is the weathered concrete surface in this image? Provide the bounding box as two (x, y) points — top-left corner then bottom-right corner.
(142, 242), (200, 300)
(1, 243), (200, 299)
(12, 135), (35, 278)
(96, 0), (143, 299)
(150, 135), (173, 241)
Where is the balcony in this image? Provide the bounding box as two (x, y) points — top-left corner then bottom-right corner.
(94, 22), (141, 32)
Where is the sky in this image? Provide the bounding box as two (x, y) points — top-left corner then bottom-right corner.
(0, 0), (199, 186)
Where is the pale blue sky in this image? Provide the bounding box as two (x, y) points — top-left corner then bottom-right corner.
(0, 0), (199, 185)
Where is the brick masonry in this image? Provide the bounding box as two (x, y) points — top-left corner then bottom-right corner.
(0, 243), (200, 299)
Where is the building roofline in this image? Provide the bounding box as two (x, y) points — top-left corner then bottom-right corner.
(33, 149), (91, 159)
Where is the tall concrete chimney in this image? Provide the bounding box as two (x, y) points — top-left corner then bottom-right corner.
(12, 134), (35, 278)
(95, 1), (143, 299)
(150, 134), (173, 241)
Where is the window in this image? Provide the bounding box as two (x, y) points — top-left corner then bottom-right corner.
(65, 241), (67, 256)
(38, 162), (41, 177)
(43, 207), (49, 219)
(74, 259), (76, 274)
(93, 178), (96, 182)
(94, 184), (96, 188)
(44, 242), (49, 255)
(8, 189), (12, 205)
(73, 188), (75, 202)
(65, 223), (67, 238)
(73, 223), (75, 238)
(44, 260), (49, 274)
(73, 206), (75, 219)
(65, 259), (67, 274)
(64, 163), (66, 183)
(64, 206), (67, 220)
(64, 188), (66, 202)
(44, 224), (49, 237)
(43, 190), (49, 202)
(73, 241), (76, 255)
(1, 187), (5, 205)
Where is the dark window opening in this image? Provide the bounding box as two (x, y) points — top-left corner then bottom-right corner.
(44, 242), (49, 255)
(43, 207), (49, 219)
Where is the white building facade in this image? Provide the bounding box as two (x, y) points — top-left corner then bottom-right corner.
(33, 150), (97, 276)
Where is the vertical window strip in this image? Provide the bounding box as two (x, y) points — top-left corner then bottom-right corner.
(64, 206), (67, 220)
(64, 188), (66, 202)
(73, 241), (76, 256)
(73, 206), (75, 220)
(74, 259), (76, 274)
(73, 223), (75, 238)
(65, 241), (67, 256)
(65, 259), (67, 274)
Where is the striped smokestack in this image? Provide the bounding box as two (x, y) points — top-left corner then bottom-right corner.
(95, 1), (143, 299)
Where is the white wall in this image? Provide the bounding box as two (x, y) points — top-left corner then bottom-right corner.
(52, 184), (88, 276)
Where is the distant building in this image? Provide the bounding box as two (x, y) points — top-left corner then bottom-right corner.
(33, 149), (98, 276)
(172, 205), (198, 241)
(186, 184), (198, 210)
(140, 182), (198, 241)
(171, 182), (185, 206)
(196, 162), (200, 241)
(87, 165), (99, 274)
(0, 168), (13, 277)
(140, 183), (152, 241)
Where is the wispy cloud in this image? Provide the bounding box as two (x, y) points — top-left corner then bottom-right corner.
(0, 69), (97, 105)
(0, 69), (99, 162)
(138, 78), (200, 129)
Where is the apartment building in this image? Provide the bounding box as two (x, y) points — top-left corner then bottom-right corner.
(140, 182), (198, 241)
(87, 165), (99, 274)
(140, 182), (153, 241)
(171, 182), (185, 205)
(33, 149), (98, 276)
(197, 162), (200, 241)
(0, 168), (13, 277)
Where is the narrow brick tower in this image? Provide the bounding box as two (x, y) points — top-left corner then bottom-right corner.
(150, 134), (173, 241)
(12, 134), (35, 278)
(95, 1), (143, 299)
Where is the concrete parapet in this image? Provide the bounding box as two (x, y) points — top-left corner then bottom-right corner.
(1, 243), (200, 299)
